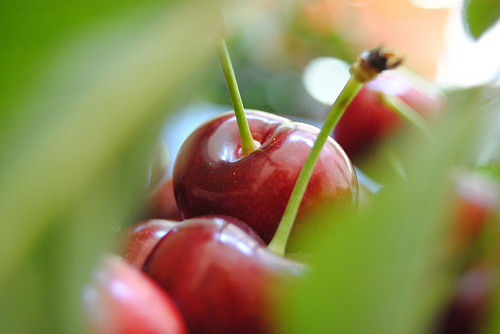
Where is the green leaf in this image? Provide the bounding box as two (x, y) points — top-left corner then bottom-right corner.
(462, 0), (500, 39)
(0, 0), (222, 332)
(280, 88), (484, 333)
(453, 86), (500, 170)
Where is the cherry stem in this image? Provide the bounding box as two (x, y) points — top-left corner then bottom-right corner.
(216, 38), (258, 156)
(378, 93), (435, 140)
(267, 76), (364, 256)
(267, 46), (404, 256)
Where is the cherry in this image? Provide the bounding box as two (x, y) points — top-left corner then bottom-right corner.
(119, 216), (266, 269)
(333, 70), (446, 161)
(452, 170), (500, 248)
(146, 179), (183, 222)
(82, 255), (188, 334)
(173, 109), (358, 246)
(142, 216), (305, 334)
(173, 44), (403, 251)
(118, 219), (180, 269)
(133, 46), (403, 334)
(172, 39), (381, 249)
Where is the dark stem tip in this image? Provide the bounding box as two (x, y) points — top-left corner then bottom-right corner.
(350, 45), (405, 83)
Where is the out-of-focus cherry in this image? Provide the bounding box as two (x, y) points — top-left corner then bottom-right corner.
(82, 255), (187, 334)
(452, 171), (500, 247)
(333, 70), (446, 161)
(146, 179), (183, 222)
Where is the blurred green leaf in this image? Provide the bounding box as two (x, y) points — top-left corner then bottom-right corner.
(280, 85), (487, 333)
(0, 0), (160, 123)
(450, 86), (500, 171)
(486, 275), (500, 333)
(0, 0), (222, 332)
(462, 0), (500, 39)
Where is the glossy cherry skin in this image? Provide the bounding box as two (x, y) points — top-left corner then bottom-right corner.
(143, 217), (305, 334)
(82, 255), (188, 334)
(173, 110), (358, 246)
(119, 216), (265, 269)
(118, 219), (180, 269)
(146, 179), (183, 222)
(333, 70), (445, 160)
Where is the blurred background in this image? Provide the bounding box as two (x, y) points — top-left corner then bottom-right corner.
(1, 0), (500, 333)
(162, 0), (500, 172)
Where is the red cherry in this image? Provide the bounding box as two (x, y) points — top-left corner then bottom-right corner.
(119, 216), (266, 269)
(173, 110), (358, 246)
(333, 70), (445, 160)
(451, 171), (500, 249)
(145, 177), (267, 245)
(82, 255), (188, 334)
(118, 219), (180, 269)
(143, 216), (305, 334)
(147, 179), (183, 222)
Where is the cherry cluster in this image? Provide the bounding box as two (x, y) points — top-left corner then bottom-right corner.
(82, 39), (500, 334)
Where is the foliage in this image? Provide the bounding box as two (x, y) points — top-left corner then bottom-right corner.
(0, 1), (221, 332)
(463, 0), (500, 39)
(282, 84), (500, 333)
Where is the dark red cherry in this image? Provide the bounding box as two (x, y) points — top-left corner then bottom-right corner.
(173, 110), (358, 247)
(118, 219), (180, 269)
(146, 179), (183, 222)
(143, 216), (305, 334)
(83, 255), (188, 334)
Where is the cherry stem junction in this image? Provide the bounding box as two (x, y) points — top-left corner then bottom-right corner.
(216, 38), (259, 156)
(268, 46), (404, 256)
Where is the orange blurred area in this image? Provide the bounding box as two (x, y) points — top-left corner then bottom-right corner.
(301, 0), (455, 79)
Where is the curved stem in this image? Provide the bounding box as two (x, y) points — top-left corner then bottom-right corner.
(267, 76), (364, 256)
(216, 39), (258, 155)
(268, 45), (404, 256)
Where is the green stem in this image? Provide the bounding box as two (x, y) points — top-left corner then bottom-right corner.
(379, 93), (435, 140)
(267, 76), (364, 256)
(216, 38), (258, 155)
(266, 45), (404, 256)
